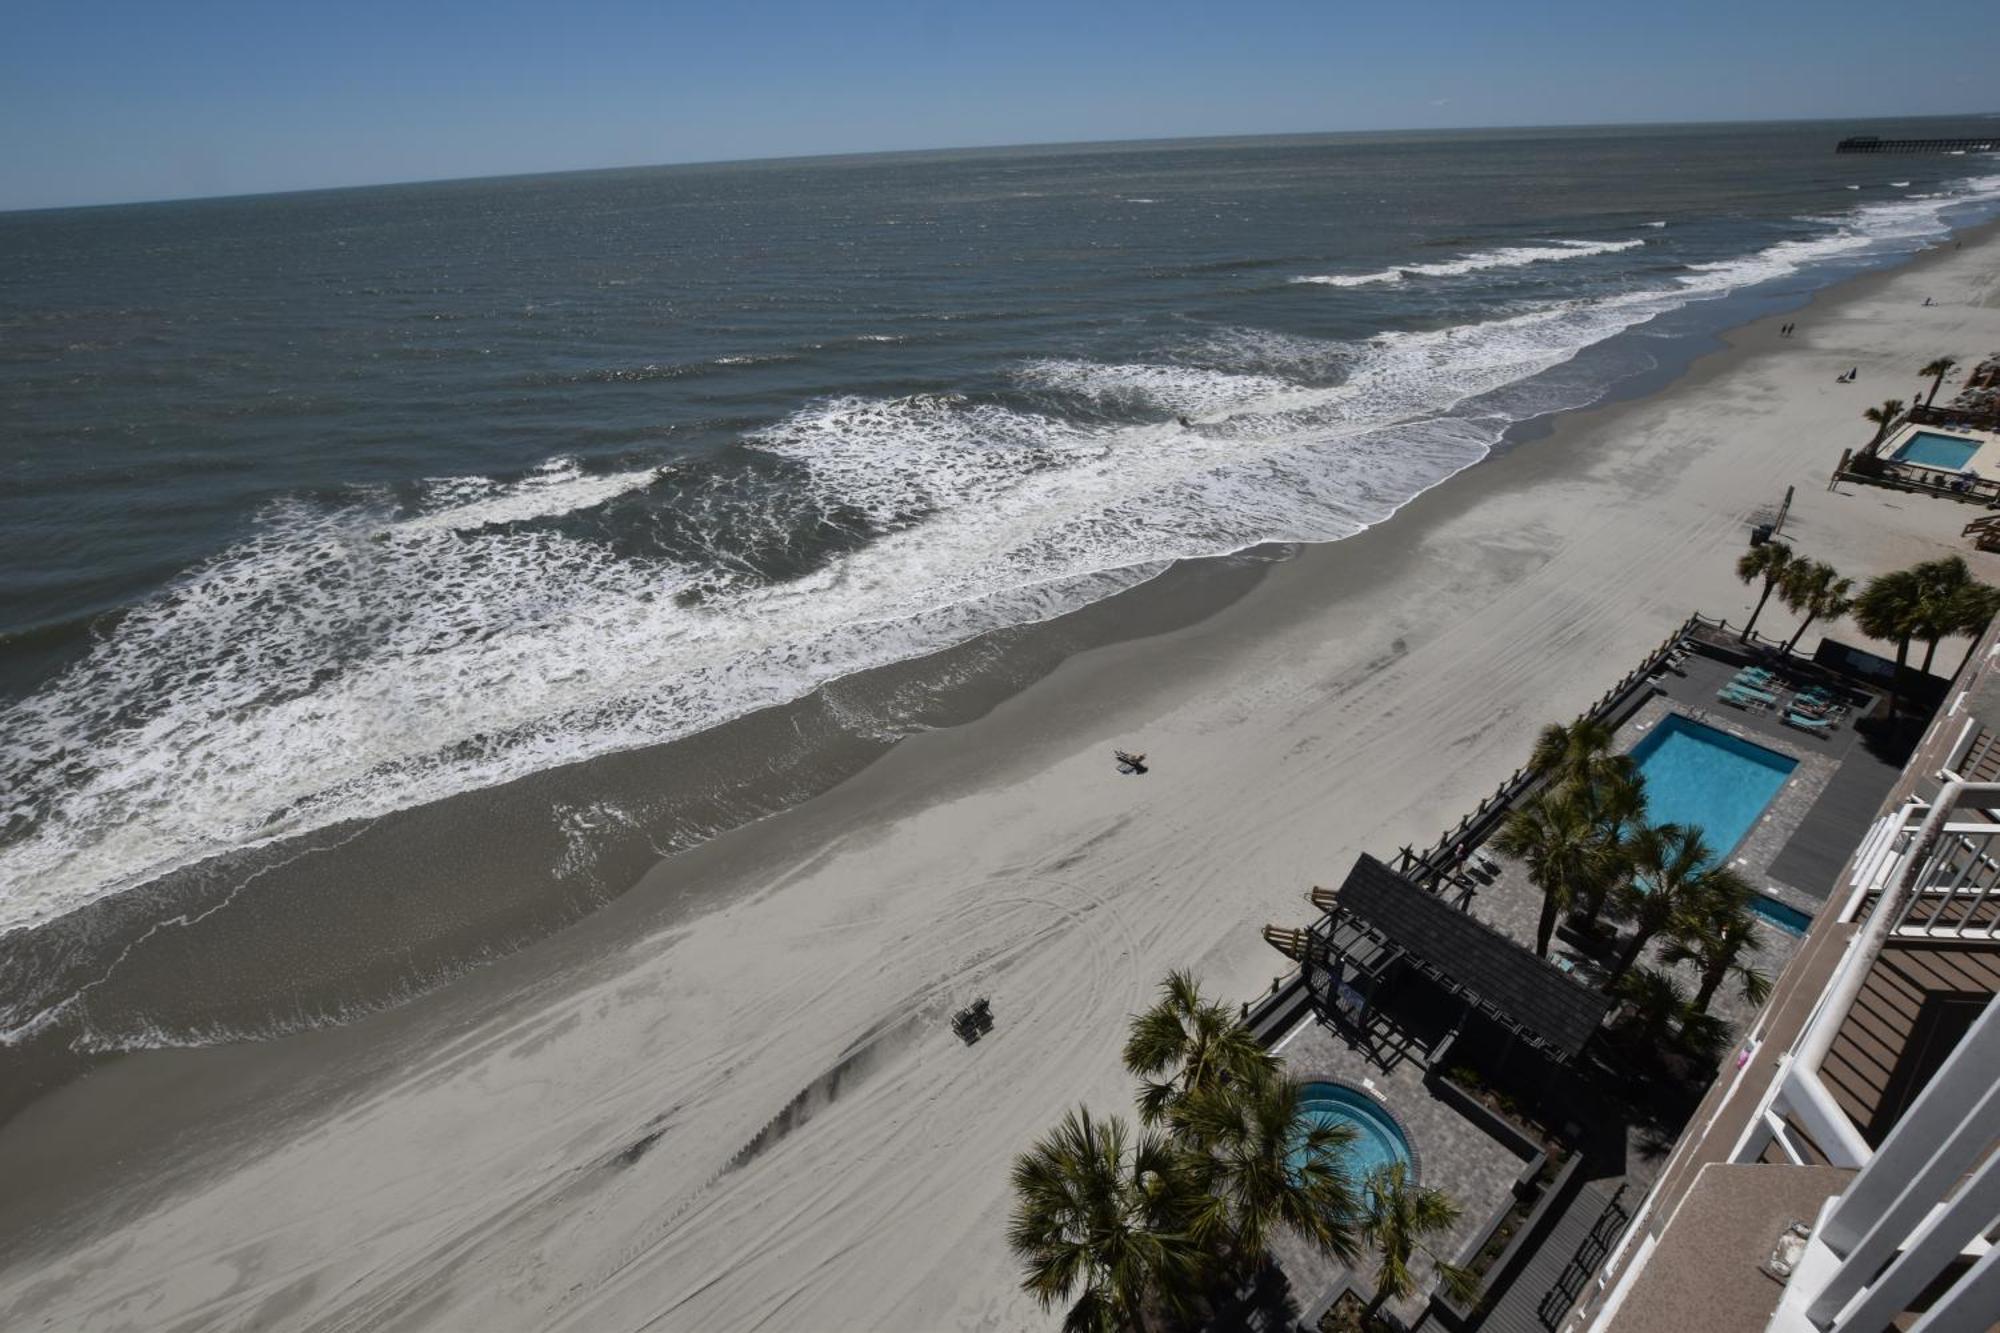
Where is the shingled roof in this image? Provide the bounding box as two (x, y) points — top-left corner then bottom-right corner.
(1328, 853), (1613, 1059)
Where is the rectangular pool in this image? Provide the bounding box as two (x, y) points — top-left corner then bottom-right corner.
(1628, 715), (1798, 862)
(1893, 431), (1981, 470)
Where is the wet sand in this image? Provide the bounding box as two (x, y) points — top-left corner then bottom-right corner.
(2, 225), (1997, 1332)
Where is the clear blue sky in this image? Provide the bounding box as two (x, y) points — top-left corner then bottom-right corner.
(2, 0), (1993, 211)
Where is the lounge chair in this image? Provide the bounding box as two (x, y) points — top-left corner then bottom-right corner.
(1719, 687), (1770, 711)
(1723, 682), (1780, 703)
(1735, 666), (1779, 684)
(1785, 711), (1836, 735)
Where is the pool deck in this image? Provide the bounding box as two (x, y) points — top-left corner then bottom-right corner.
(1466, 645), (1911, 1042)
(1269, 1021), (1523, 1326)
(1882, 420), (2000, 479)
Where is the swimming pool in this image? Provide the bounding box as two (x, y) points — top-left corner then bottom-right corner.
(1290, 1080), (1415, 1183)
(1893, 431), (1981, 470)
(1750, 894), (1813, 934)
(1628, 715), (1797, 863)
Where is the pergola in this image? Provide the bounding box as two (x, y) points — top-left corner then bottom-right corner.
(1303, 854), (1613, 1065)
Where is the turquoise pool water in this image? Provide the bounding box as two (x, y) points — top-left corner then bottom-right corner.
(1290, 1080), (1414, 1182)
(1628, 715), (1797, 862)
(1893, 431), (1981, 470)
(1751, 894), (1812, 934)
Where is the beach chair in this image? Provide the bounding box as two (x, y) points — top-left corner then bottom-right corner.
(1718, 687), (1769, 711)
(1723, 682), (1780, 704)
(1785, 711), (1836, 735)
(1735, 666), (1779, 685)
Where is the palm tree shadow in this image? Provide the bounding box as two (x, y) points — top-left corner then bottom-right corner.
(1200, 1261), (1304, 1333)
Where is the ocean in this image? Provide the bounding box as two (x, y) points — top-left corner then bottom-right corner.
(4, 117), (1999, 1057)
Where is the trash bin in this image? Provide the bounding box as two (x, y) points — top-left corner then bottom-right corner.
(1750, 523), (1774, 546)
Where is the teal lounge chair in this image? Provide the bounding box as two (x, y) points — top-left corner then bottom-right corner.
(1724, 682), (1780, 703)
(1719, 687), (1769, 710)
(1785, 711), (1836, 734)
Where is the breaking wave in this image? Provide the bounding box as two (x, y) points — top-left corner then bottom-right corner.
(1294, 237), (1647, 286)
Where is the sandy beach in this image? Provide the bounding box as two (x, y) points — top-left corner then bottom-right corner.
(3, 226), (1999, 1333)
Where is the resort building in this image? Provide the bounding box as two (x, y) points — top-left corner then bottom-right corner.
(1570, 619), (2000, 1333)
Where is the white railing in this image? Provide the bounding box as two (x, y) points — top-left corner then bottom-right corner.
(1889, 791), (2000, 940)
(1739, 782), (2000, 1167)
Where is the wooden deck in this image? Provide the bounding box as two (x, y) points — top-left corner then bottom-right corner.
(1820, 945), (2000, 1146)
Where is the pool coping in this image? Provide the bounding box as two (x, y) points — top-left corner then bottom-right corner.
(1618, 698), (1839, 923)
(1293, 1073), (1423, 1187)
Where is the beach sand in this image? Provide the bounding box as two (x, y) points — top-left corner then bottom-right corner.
(3, 229), (1998, 1333)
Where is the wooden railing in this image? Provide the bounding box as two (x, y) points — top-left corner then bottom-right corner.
(1909, 403), (2000, 432)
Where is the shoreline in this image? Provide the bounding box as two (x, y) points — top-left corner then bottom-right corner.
(8, 212), (1995, 1084)
(3, 218), (2000, 1329)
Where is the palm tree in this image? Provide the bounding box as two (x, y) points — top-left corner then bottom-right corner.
(1778, 561), (1854, 656)
(1009, 1107), (1207, 1333)
(1919, 356), (1958, 408)
(1572, 767), (1648, 923)
(1124, 970), (1276, 1129)
(1355, 1163), (1478, 1320)
(1609, 825), (1748, 986)
(1854, 568), (1923, 714)
(1172, 1074), (1362, 1274)
(1907, 557), (1979, 675)
(1861, 399), (1906, 453)
(1947, 583), (2000, 677)
(1735, 542), (1796, 642)
(1612, 967), (1693, 1051)
(1661, 883), (1772, 1015)
(1492, 791), (1615, 957)
(1528, 717), (1618, 790)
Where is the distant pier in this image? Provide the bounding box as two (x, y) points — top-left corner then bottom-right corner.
(1836, 135), (1998, 155)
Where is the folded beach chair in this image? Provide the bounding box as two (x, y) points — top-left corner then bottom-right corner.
(1785, 711), (1836, 734)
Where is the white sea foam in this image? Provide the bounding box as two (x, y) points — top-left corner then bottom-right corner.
(1017, 359), (1293, 414)
(1400, 237), (1647, 276)
(1292, 269), (1405, 288)
(397, 458), (660, 534)
(1643, 221), (1668, 228)
(1294, 237), (1645, 287)
(4, 171), (1999, 948)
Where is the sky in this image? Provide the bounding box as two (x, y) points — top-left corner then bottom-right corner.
(2, 0), (1994, 212)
